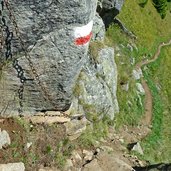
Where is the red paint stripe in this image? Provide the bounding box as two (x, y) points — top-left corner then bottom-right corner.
(75, 32), (92, 45)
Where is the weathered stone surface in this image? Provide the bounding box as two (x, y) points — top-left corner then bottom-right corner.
(0, 129), (11, 149)
(72, 47), (119, 120)
(64, 117), (87, 140)
(92, 13), (105, 41)
(82, 159), (103, 171)
(132, 69), (143, 80)
(136, 83), (145, 95)
(83, 150), (94, 161)
(0, 0), (97, 115)
(71, 150), (82, 164)
(29, 115), (70, 124)
(0, 162), (25, 171)
(132, 142), (144, 155)
(97, 152), (135, 171)
(63, 159), (73, 171)
(121, 82), (129, 91)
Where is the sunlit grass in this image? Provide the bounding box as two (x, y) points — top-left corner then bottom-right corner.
(105, 0), (171, 163)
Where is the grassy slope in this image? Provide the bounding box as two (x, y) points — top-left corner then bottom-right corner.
(106, 0), (171, 163)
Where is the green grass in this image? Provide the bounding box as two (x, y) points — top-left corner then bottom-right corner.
(106, 25), (145, 128)
(105, 0), (171, 163)
(144, 46), (171, 163)
(77, 119), (109, 148)
(55, 138), (75, 169)
(140, 70), (163, 163)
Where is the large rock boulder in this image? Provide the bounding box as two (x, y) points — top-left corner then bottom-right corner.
(0, 0), (97, 115)
(71, 46), (119, 120)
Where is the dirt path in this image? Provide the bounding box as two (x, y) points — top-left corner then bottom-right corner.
(120, 39), (171, 143)
(136, 39), (171, 129)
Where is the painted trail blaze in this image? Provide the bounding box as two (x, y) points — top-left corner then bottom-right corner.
(74, 20), (93, 46)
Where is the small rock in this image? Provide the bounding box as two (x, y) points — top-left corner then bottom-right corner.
(138, 160), (145, 167)
(132, 142), (144, 155)
(96, 148), (101, 154)
(119, 138), (124, 144)
(64, 159), (73, 171)
(0, 129), (11, 149)
(0, 162), (25, 171)
(30, 116), (70, 124)
(136, 83), (145, 95)
(34, 112), (45, 116)
(132, 69), (143, 80)
(26, 142), (32, 149)
(45, 111), (61, 116)
(116, 52), (121, 57)
(121, 82), (129, 91)
(82, 159), (102, 171)
(64, 117), (87, 140)
(71, 151), (82, 165)
(83, 150), (94, 161)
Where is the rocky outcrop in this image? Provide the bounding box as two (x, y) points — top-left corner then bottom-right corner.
(92, 13), (105, 41)
(0, 0), (119, 118)
(72, 46), (119, 120)
(0, 0), (97, 115)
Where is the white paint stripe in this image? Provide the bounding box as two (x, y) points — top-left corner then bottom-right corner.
(74, 20), (93, 38)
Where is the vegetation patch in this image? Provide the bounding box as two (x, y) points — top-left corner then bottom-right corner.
(0, 117), (71, 170)
(140, 70), (164, 163)
(77, 118), (109, 149)
(105, 0), (171, 163)
(89, 41), (105, 63)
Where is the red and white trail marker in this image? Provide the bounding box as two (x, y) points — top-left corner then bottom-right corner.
(74, 20), (93, 46)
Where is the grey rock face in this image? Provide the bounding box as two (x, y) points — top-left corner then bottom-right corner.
(72, 47), (119, 120)
(97, 0), (125, 29)
(0, 0), (97, 115)
(0, 162), (25, 171)
(92, 13), (105, 41)
(101, 0), (125, 11)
